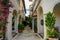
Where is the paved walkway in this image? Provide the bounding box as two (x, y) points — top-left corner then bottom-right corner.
(12, 26), (43, 40)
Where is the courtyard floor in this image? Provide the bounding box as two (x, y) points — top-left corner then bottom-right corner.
(12, 26), (43, 40)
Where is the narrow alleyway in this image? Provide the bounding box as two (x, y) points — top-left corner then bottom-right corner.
(0, 0), (60, 40)
(12, 26), (42, 40)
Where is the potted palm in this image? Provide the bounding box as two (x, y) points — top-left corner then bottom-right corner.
(47, 29), (58, 40)
(18, 24), (25, 33)
(45, 12), (58, 40)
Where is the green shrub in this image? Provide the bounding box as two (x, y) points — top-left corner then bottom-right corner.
(18, 24), (25, 30)
(47, 29), (58, 38)
(0, 31), (3, 35)
(45, 12), (56, 29)
(45, 12), (58, 38)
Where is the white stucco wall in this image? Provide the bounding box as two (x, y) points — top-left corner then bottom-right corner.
(6, 8), (13, 40)
(20, 0), (25, 21)
(10, 0), (20, 11)
(40, 0), (60, 14)
(55, 12), (60, 32)
(31, 0), (60, 39)
(6, 0), (20, 40)
(54, 7), (60, 33)
(40, 0), (60, 37)
(38, 0), (60, 39)
(37, 6), (44, 34)
(33, 0), (39, 12)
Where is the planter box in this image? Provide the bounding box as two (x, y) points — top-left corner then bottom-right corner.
(49, 38), (58, 40)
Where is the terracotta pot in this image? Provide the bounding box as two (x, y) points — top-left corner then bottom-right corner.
(49, 38), (58, 40)
(18, 30), (23, 33)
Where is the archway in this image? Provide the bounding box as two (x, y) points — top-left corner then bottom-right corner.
(53, 3), (60, 37)
(12, 10), (17, 37)
(33, 11), (37, 33)
(37, 6), (44, 38)
(31, 10), (37, 33)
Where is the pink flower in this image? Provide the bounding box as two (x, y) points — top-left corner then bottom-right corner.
(2, 29), (6, 33)
(1, 6), (7, 9)
(1, 6), (9, 14)
(0, 0), (3, 3)
(0, 15), (5, 19)
(8, 2), (14, 7)
(4, 9), (9, 14)
(5, 14), (8, 17)
(1, 6), (7, 11)
(5, 21), (8, 24)
(0, 22), (2, 25)
(9, 11), (12, 13)
(0, 15), (2, 18)
(2, 16), (5, 19)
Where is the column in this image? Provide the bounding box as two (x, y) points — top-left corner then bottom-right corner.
(37, 10), (41, 33)
(43, 8), (53, 40)
(14, 17), (17, 33)
(20, 17), (22, 24)
(6, 8), (13, 40)
(44, 14), (46, 40)
(14, 14), (19, 33)
(32, 18), (34, 32)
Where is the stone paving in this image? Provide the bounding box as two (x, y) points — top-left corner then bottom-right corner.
(12, 26), (43, 40)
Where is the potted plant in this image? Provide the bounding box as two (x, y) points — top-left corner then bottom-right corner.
(45, 12), (59, 40)
(47, 29), (58, 40)
(18, 24), (25, 33)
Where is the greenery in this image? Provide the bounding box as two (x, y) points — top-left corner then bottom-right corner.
(0, 0), (13, 39)
(0, 30), (3, 35)
(25, 16), (31, 23)
(46, 38), (48, 40)
(25, 16), (32, 27)
(0, 0), (13, 33)
(18, 24), (25, 30)
(45, 12), (56, 29)
(45, 12), (58, 38)
(47, 29), (58, 38)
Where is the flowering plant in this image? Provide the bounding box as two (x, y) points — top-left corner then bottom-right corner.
(0, 0), (13, 34)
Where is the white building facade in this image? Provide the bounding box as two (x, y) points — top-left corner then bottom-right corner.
(6, 0), (26, 40)
(31, 0), (60, 39)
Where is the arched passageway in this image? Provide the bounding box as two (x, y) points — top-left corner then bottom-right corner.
(37, 6), (44, 38)
(53, 3), (60, 37)
(12, 10), (17, 37)
(33, 12), (37, 33)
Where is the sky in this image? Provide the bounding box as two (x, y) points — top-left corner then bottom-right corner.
(25, 0), (33, 16)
